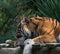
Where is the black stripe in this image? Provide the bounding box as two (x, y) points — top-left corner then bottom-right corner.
(49, 18), (50, 21)
(48, 18), (54, 34)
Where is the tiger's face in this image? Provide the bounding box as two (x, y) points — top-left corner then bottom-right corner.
(16, 17), (38, 39)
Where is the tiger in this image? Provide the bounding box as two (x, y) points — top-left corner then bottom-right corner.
(16, 16), (60, 54)
(16, 15), (60, 43)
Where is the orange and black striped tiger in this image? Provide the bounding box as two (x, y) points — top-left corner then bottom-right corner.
(16, 15), (60, 43)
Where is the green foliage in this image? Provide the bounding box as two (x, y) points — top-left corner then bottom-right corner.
(20, 0), (60, 21)
(0, 0), (20, 33)
(32, 0), (60, 21)
(0, 0), (21, 42)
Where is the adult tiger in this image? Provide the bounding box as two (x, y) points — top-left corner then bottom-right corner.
(16, 16), (60, 54)
(16, 16), (60, 43)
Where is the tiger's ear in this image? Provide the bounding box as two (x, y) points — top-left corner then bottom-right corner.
(24, 17), (29, 23)
(21, 16), (30, 24)
(23, 17), (28, 22)
(20, 15), (28, 22)
(20, 15), (26, 21)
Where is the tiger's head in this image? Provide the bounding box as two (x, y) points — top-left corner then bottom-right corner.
(16, 16), (41, 39)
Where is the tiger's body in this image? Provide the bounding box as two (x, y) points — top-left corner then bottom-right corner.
(16, 16), (60, 43)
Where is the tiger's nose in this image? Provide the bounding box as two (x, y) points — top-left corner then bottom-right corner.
(16, 33), (22, 38)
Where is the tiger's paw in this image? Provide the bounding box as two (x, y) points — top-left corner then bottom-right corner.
(24, 39), (35, 45)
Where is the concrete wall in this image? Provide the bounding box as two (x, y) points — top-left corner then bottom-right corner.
(0, 47), (21, 54)
(32, 47), (60, 54)
(0, 46), (60, 54)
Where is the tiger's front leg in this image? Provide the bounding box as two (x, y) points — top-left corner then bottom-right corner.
(32, 34), (57, 43)
(23, 35), (56, 54)
(23, 39), (35, 54)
